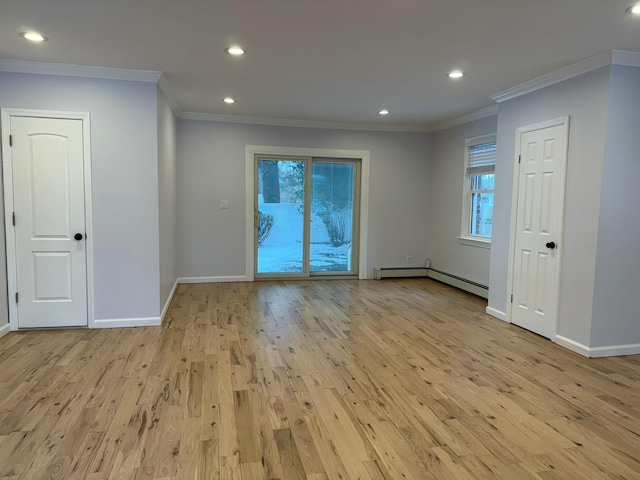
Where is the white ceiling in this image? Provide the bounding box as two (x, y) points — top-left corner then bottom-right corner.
(1, 0), (639, 130)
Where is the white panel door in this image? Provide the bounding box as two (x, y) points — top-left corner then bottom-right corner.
(11, 116), (87, 328)
(511, 122), (567, 339)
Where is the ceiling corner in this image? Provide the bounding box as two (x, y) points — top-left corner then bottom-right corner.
(157, 74), (183, 117)
(491, 50), (614, 103)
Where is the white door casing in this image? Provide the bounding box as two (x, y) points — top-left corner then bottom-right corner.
(509, 117), (569, 339)
(2, 109), (94, 329)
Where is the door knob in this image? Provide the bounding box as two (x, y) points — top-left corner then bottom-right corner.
(74, 233), (84, 241)
(546, 241), (556, 249)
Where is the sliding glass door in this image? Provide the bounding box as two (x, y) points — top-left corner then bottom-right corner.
(255, 156), (360, 278)
(310, 161), (357, 273)
(256, 157), (307, 275)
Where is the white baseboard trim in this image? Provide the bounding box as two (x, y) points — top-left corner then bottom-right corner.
(160, 279), (179, 322)
(485, 306), (508, 322)
(555, 335), (640, 358)
(555, 335), (590, 357)
(0, 323), (10, 339)
(177, 276), (248, 284)
(93, 317), (161, 329)
(588, 343), (640, 358)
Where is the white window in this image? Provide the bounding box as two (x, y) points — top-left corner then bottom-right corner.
(460, 134), (496, 246)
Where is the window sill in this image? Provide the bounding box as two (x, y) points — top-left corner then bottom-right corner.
(457, 236), (491, 249)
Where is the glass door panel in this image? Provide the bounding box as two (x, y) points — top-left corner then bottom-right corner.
(310, 161), (357, 274)
(256, 158), (306, 275)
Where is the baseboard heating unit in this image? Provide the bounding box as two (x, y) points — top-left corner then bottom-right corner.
(373, 267), (428, 280)
(373, 266), (488, 299)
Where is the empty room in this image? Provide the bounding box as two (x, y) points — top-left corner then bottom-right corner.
(1, 1), (640, 479)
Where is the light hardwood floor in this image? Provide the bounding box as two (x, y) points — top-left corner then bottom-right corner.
(1, 279), (639, 479)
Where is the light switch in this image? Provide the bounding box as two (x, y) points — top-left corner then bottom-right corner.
(220, 200), (230, 209)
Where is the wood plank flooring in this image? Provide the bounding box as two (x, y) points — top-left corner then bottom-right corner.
(1, 279), (640, 479)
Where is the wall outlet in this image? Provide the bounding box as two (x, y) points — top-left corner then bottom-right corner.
(406, 255), (412, 263)
(425, 259), (431, 268)
(220, 200), (230, 209)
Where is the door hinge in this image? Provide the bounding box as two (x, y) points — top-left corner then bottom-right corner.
(12, 212), (15, 226)
(510, 294), (513, 303)
(518, 155), (521, 164)
(9, 135), (12, 147)
(15, 292), (18, 303)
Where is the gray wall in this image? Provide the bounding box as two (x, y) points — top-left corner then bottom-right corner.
(591, 65), (640, 347)
(0, 72), (161, 321)
(177, 120), (433, 279)
(157, 88), (178, 312)
(488, 67), (611, 346)
(0, 136), (7, 330)
(430, 115), (497, 286)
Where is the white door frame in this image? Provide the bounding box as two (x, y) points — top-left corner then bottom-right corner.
(505, 116), (570, 338)
(245, 145), (370, 280)
(1, 108), (95, 331)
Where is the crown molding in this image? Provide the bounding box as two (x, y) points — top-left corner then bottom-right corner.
(157, 74), (182, 117)
(0, 58), (162, 83)
(432, 105), (498, 132)
(491, 51), (613, 103)
(180, 111), (431, 132)
(3, 51), (640, 132)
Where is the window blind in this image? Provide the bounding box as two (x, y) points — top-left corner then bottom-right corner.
(467, 141), (496, 175)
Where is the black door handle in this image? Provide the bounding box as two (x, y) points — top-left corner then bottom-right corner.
(546, 241), (556, 249)
(74, 233), (84, 241)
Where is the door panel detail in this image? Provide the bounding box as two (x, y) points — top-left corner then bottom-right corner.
(33, 252), (73, 301)
(30, 134), (71, 238)
(511, 120), (568, 339)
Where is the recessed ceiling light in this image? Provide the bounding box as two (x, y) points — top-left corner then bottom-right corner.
(224, 97), (236, 104)
(378, 109), (390, 115)
(20, 31), (48, 43)
(225, 46), (245, 56)
(448, 70), (464, 79)
(626, 3), (640, 14)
